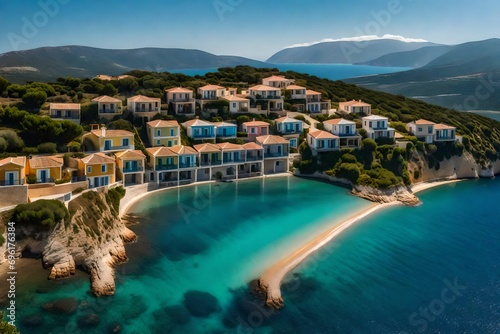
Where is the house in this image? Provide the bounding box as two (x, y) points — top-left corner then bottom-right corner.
(242, 119), (270, 138)
(49, 103), (81, 124)
(224, 87), (238, 96)
(241, 142), (264, 177)
(78, 153), (116, 188)
(406, 119), (436, 144)
(434, 124), (457, 142)
(146, 147), (179, 185)
(92, 95), (123, 118)
(339, 100), (371, 115)
(127, 95), (161, 120)
(275, 115), (304, 149)
(223, 95), (250, 113)
(115, 150), (146, 187)
(216, 142), (246, 180)
(194, 143), (222, 181)
(198, 84), (226, 100)
(86, 124), (135, 153)
(182, 119), (216, 141)
(170, 145), (198, 185)
(307, 130), (340, 153)
(146, 119), (180, 147)
(323, 118), (361, 148)
(262, 75), (293, 88)
(27, 155), (63, 184)
(256, 135), (289, 174)
(248, 85), (284, 112)
(286, 85), (307, 99)
(0, 156), (26, 186)
(214, 122), (237, 139)
(165, 87), (196, 115)
(362, 115), (395, 141)
(306, 90), (330, 113)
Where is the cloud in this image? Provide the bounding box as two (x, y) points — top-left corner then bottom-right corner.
(286, 34), (428, 48)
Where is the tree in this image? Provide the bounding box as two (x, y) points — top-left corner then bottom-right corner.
(12, 200), (69, 229)
(6, 84), (27, 98)
(22, 89), (47, 109)
(0, 76), (9, 94)
(0, 313), (19, 334)
(101, 83), (118, 96)
(0, 129), (24, 152)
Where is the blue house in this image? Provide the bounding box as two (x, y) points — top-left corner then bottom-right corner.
(214, 122), (237, 139)
(275, 115), (304, 149)
(183, 118), (216, 141)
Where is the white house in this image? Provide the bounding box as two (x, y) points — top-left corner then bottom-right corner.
(275, 115), (304, 149)
(165, 87), (195, 115)
(127, 95), (161, 120)
(434, 123), (457, 142)
(248, 85), (284, 112)
(339, 100), (371, 115)
(49, 103), (81, 124)
(256, 135), (289, 174)
(306, 89), (330, 113)
(323, 118), (361, 148)
(92, 95), (123, 118)
(286, 85), (307, 99)
(307, 130), (340, 153)
(362, 115), (395, 141)
(262, 75), (293, 88)
(198, 84), (226, 100)
(223, 95), (250, 113)
(406, 119), (436, 143)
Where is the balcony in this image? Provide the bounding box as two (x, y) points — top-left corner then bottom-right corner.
(171, 98), (194, 103)
(35, 178), (55, 184)
(156, 164), (178, 171)
(192, 135), (216, 140)
(98, 109), (121, 114)
(71, 176), (87, 183)
(200, 160), (222, 166)
(264, 152), (287, 158)
(122, 166), (144, 173)
(246, 155), (263, 161)
(280, 129), (301, 134)
(179, 162), (197, 169)
(103, 145), (134, 151)
(223, 157), (245, 164)
(0, 179), (25, 186)
(135, 108), (160, 113)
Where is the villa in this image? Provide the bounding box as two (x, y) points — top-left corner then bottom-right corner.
(262, 75), (293, 88)
(406, 119), (436, 144)
(146, 147), (179, 185)
(49, 103), (81, 124)
(339, 100), (372, 115)
(217, 142), (246, 180)
(182, 119), (216, 141)
(115, 150), (146, 187)
(146, 119), (180, 147)
(287, 85), (307, 99)
(86, 125), (135, 153)
(362, 115), (395, 141)
(0, 156), (26, 186)
(223, 95), (250, 113)
(323, 118), (361, 148)
(198, 84), (226, 110)
(170, 145), (198, 185)
(194, 143), (222, 181)
(275, 115), (304, 149)
(27, 155), (63, 184)
(307, 130), (340, 153)
(165, 87), (196, 115)
(214, 121), (237, 139)
(434, 123), (457, 142)
(127, 95), (161, 120)
(78, 153), (116, 188)
(241, 142), (264, 177)
(242, 119), (270, 139)
(306, 89), (330, 113)
(92, 95), (123, 118)
(256, 135), (289, 174)
(248, 85), (284, 112)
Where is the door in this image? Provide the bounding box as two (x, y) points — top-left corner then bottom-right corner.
(94, 177), (99, 187)
(295, 124), (299, 132)
(185, 156), (192, 168)
(125, 161), (131, 172)
(6, 172), (16, 185)
(40, 170), (47, 183)
(223, 128), (227, 137)
(277, 145), (282, 155)
(131, 161), (138, 171)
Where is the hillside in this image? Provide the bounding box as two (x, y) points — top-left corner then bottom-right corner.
(347, 39), (500, 110)
(266, 39), (437, 64)
(0, 46), (268, 83)
(355, 45), (452, 68)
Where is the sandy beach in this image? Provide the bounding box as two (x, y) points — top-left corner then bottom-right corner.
(258, 179), (462, 307)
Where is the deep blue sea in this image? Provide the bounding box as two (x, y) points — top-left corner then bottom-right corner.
(3, 177), (499, 334)
(170, 64), (410, 81)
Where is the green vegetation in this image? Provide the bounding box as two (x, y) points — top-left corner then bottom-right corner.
(106, 186), (126, 214)
(12, 200), (69, 229)
(0, 313), (19, 334)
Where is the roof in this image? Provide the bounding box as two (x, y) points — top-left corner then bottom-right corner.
(91, 129), (134, 138)
(147, 119), (180, 128)
(308, 130), (339, 139)
(80, 153), (115, 165)
(222, 95), (249, 102)
(394, 132), (405, 139)
(435, 123), (456, 130)
(413, 119), (436, 125)
(115, 150), (145, 160)
(263, 75), (290, 82)
(213, 122), (237, 128)
(217, 142), (243, 151)
(193, 143), (221, 153)
(249, 84), (281, 92)
(341, 99), (371, 107)
(183, 119), (214, 127)
(275, 116), (302, 123)
(29, 155), (63, 169)
(243, 120), (270, 127)
(306, 89), (321, 95)
(169, 145), (198, 155)
(92, 95), (122, 103)
(127, 95), (160, 102)
(95, 74), (133, 81)
(256, 135), (289, 145)
(49, 103), (80, 110)
(146, 147), (177, 157)
(165, 87), (193, 93)
(324, 118), (355, 125)
(0, 156), (26, 168)
(242, 142), (263, 150)
(198, 84), (225, 91)
(286, 85), (306, 90)
(363, 115), (388, 121)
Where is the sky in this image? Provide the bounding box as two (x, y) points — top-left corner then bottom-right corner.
(0, 0), (499, 60)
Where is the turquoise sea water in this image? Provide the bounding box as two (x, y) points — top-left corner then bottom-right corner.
(170, 64), (410, 81)
(4, 177), (499, 333)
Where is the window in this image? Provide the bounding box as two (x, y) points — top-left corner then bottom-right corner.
(418, 127), (423, 132)
(157, 140), (161, 145)
(170, 129), (175, 136)
(110, 104), (114, 110)
(88, 166), (92, 173)
(101, 165), (107, 173)
(233, 103), (237, 108)
(123, 138), (129, 146)
(157, 129), (161, 136)
(428, 126), (433, 134)
(251, 127), (255, 134)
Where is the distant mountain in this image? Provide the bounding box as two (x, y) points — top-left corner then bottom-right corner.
(0, 46), (269, 83)
(354, 45), (453, 68)
(346, 39), (500, 110)
(266, 39), (437, 64)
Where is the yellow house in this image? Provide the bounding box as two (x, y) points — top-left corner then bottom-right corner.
(26, 156), (63, 183)
(115, 150), (146, 186)
(145, 147), (179, 184)
(0, 156), (26, 186)
(86, 124), (135, 153)
(146, 119), (181, 147)
(78, 153), (116, 188)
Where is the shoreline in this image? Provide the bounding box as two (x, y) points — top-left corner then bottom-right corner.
(257, 178), (462, 309)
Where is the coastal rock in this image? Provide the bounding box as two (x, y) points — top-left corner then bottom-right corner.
(351, 185), (420, 206)
(48, 255), (76, 280)
(183, 290), (219, 317)
(42, 297), (77, 314)
(121, 227), (138, 243)
(253, 279), (284, 310)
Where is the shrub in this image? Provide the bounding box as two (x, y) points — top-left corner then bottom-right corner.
(294, 115), (310, 125)
(37, 142), (57, 154)
(237, 131), (248, 137)
(12, 200), (69, 229)
(335, 163), (360, 184)
(413, 170), (420, 180)
(341, 153), (357, 163)
(22, 89), (47, 109)
(0, 76), (9, 93)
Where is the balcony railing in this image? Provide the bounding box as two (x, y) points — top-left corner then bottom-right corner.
(179, 162), (197, 169)
(98, 109), (122, 114)
(36, 178), (55, 184)
(171, 98), (194, 102)
(246, 155), (263, 161)
(280, 129), (301, 134)
(122, 166), (144, 173)
(103, 145), (133, 151)
(223, 158), (245, 164)
(264, 152), (287, 158)
(71, 176), (87, 183)
(156, 164), (178, 171)
(200, 160), (222, 166)
(0, 179), (25, 186)
(135, 108), (160, 112)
